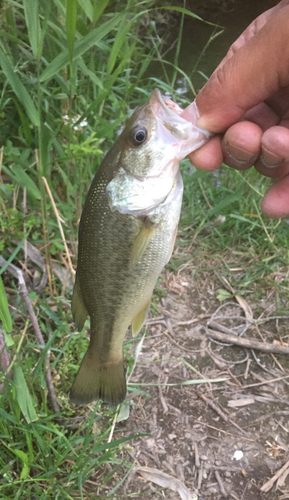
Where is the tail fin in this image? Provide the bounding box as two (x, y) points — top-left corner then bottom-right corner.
(70, 349), (126, 406)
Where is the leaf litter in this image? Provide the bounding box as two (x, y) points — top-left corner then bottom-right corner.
(2, 231), (289, 499)
(101, 250), (289, 500)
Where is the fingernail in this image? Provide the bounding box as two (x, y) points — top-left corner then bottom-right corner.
(225, 142), (258, 169)
(260, 146), (284, 169)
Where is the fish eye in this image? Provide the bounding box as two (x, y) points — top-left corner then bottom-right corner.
(130, 126), (147, 146)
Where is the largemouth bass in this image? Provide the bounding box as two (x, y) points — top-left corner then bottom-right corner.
(70, 89), (210, 406)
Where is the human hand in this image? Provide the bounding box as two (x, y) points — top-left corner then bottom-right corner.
(182, 0), (289, 218)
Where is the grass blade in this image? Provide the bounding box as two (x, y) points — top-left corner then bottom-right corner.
(93, 0), (109, 22)
(0, 233), (30, 276)
(23, 0), (42, 59)
(11, 448), (30, 480)
(65, 0), (77, 71)
(0, 47), (40, 126)
(208, 192), (242, 216)
(10, 164), (41, 200)
(13, 364), (38, 423)
(40, 14), (121, 82)
(107, 17), (135, 73)
(77, 0), (93, 21)
(13, 99), (32, 146)
(0, 275), (12, 332)
(160, 6), (217, 26)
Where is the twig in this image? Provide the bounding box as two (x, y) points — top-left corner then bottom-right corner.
(158, 385), (168, 414)
(192, 418), (254, 441)
(241, 374), (289, 390)
(251, 313), (285, 373)
(174, 317), (198, 326)
(194, 442), (200, 468)
(244, 358), (251, 380)
(144, 316), (165, 325)
(42, 176), (75, 279)
(2, 258), (60, 413)
(260, 457), (289, 492)
(35, 150), (54, 295)
(197, 463), (203, 489)
(197, 390), (249, 436)
(197, 391), (228, 422)
(215, 470), (227, 497)
(205, 328), (289, 355)
(198, 178), (212, 209)
(208, 320), (242, 337)
(107, 406), (119, 445)
(23, 186), (28, 278)
(17, 269), (60, 413)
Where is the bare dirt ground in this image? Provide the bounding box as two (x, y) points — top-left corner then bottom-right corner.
(101, 252), (289, 500)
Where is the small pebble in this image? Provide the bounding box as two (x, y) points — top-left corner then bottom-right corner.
(168, 433), (177, 440)
(206, 487), (218, 494)
(231, 450), (243, 461)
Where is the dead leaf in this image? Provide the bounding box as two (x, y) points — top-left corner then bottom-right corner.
(235, 294), (253, 320)
(135, 466), (197, 500)
(228, 397), (255, 407)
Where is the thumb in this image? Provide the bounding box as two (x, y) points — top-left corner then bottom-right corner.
(187, 6), (289, 133)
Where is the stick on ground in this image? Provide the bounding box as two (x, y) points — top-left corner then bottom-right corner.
(260, 458), (289, 492)
(1, 258), (60, 413)
(206, 328), (289, 355)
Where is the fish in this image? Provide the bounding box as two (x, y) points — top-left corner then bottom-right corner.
(70, 88), (211, 406)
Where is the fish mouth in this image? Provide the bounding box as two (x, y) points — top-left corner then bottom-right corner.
(149, 88), (212, 143)
(149, 87), (212, 158)
(149, 88), (193, 140)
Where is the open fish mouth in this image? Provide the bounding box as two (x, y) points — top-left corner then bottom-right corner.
(149, 88), (211, 148)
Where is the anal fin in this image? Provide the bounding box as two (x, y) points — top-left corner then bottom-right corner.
(71, 275), (88, 332)
(131, 295), (151, 336)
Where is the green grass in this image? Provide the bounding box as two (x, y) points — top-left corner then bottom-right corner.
(176, 159), (289, 314)
(0, 0), (288, 498)
(0, 0), (167, 496)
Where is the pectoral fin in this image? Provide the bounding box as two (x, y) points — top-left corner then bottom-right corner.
(71, 275), (88, 332)
(130, 219), (157, 267)
(131, 295), (151, 336)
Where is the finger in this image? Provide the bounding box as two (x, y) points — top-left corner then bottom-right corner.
(221, 121), (262, 170)
(254, 125), (289, 177)
(241, 102), (279, 131)
(265, 89), (289, 118)
(261, 173), (289, 218)
(194, 6), (289, 132)
(187, 136), (223, 171)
